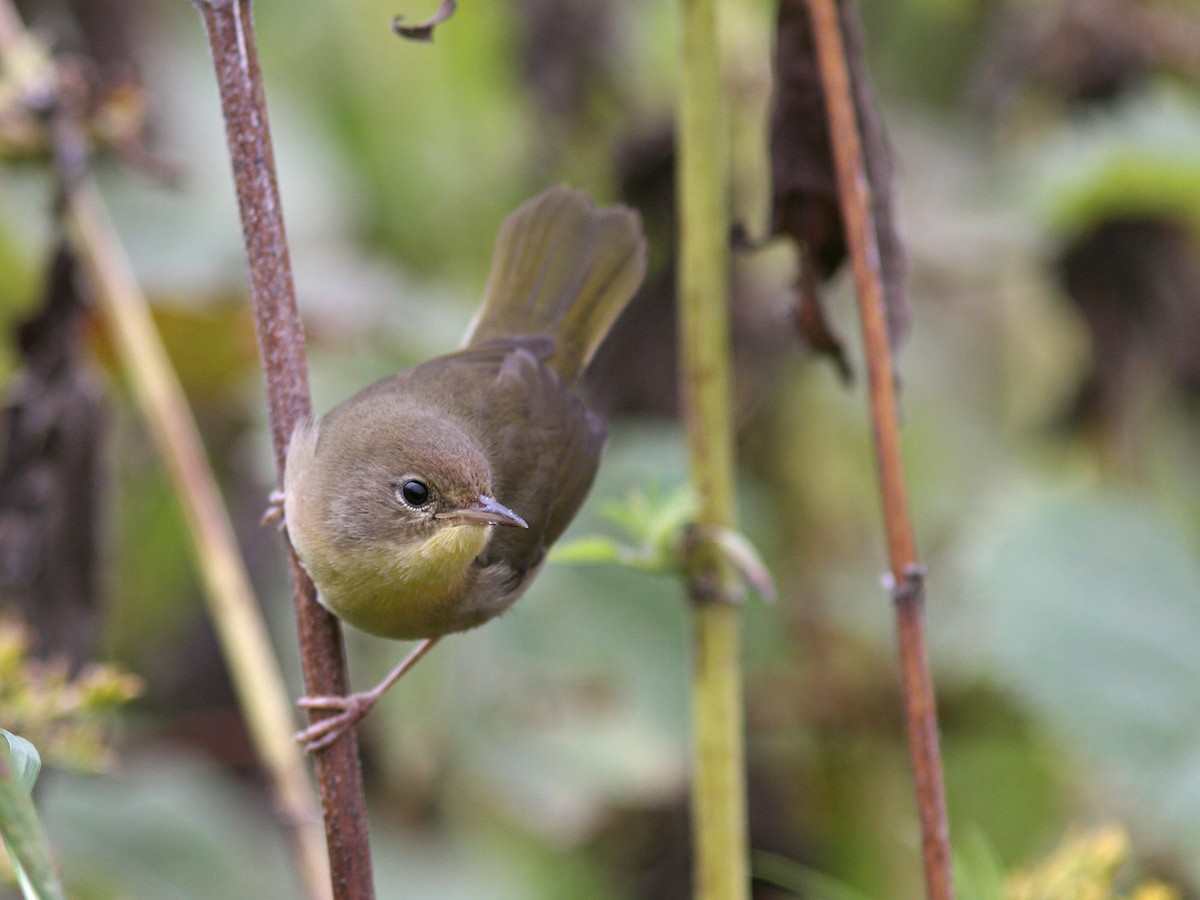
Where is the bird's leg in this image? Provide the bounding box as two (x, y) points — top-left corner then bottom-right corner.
(295, 637), (441, 753)
(261, 489), (286, 530)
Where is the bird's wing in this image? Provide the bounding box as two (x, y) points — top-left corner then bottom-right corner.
(406, 338), (606, 591)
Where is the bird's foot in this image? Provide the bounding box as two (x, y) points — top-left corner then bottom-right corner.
(295, 691), (379, 753)
(293, 638), (442, 753)
(261, 490), (286, 531)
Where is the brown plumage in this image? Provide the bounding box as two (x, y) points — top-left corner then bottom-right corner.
(284, 186), (646, 643)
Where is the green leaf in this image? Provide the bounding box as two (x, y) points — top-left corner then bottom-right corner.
(0, 730), (41, 794)
(751, 850), (874, 900)
(0, 731), (65, 900)
(963, 489), (1200, 883)
(553, 484), (696, 577)
(548, 536), (626, 566)
(1028, 86), (1200, 238)
(952, 826), (1006, 900)
(38, 756), (298, 899)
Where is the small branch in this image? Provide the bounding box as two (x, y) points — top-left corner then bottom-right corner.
(805, 0), (954, 897)
(677, 0), (750, 896)
(192, 1), (374, 897)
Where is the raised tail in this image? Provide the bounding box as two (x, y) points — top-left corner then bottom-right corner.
(463, 185), (647, 383)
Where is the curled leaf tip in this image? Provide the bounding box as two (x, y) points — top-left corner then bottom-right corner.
(689, 525), (778, 605)
(392, 0), (457, 42)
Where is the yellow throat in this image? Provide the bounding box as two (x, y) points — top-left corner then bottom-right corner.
(316, 522), (493, 640)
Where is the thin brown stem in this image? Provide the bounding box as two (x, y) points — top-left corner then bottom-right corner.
(193, 1), (374, 896)
(805, 0), (954, 897)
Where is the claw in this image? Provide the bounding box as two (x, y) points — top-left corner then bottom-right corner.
(295, 693), (377, 753)
(293, 637), (442, 753)
(261, 490), (286, 531)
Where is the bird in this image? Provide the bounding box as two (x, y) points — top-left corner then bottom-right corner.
(281, 186), (647, 750)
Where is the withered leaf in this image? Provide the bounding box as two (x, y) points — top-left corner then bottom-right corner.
(769, 0), (849, 377)
(392, 0), (457, 42)
(794, 246), (853, 384)
(770, 0), (842, 275)
(769, 0), (908, 375)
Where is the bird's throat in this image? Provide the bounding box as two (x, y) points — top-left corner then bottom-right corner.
(415, 522), (492, 581)
(310, 522), (493, 640)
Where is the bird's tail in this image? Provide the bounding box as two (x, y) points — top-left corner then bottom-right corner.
(463, 185), (647, 383)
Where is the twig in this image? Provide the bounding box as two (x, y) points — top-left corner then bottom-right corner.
(677, 0), (750, 896)
(805, 0), (954, 897)
(0, 5), (331, 899)
(192, 1), (375, 897)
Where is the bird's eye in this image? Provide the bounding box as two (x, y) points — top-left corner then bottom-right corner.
(398, 479), (430, 508)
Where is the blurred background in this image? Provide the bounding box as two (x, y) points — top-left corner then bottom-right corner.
(3, 0), (1200, 896)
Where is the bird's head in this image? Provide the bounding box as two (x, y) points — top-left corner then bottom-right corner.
(321, 411), (527, 559)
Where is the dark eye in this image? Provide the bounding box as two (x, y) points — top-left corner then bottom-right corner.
(399, 479), (430, 508)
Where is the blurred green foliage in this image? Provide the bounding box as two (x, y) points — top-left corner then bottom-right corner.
(1005, 824), (1181, 900)
(0, 730), (65, 900)
(0, 620), (140, 774)
(2, 0), (1200, 896)
(552, 482), (697, 574)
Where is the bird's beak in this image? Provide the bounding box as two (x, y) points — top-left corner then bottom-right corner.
(437, 494), (528, 529)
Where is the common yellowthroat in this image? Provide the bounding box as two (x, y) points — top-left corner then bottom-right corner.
(283, 186), (646, 749)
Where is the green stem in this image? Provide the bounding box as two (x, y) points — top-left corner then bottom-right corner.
(679, 0), (735, 527)
(677, 0), (749, 896)
(689, 603), (748, 899)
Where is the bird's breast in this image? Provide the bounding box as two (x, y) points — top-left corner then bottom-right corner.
(314, 523), (493, 640)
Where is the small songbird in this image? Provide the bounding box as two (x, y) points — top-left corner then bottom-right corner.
(282, 186), (647, 749)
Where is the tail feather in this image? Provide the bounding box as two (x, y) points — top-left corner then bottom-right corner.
(464, 186), (647, 383)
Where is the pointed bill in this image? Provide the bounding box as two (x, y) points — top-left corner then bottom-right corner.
(437, 494), (528, 528)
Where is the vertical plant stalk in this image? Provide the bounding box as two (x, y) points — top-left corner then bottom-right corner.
(805, 0), (954, 897)
(193, 1), (375, 897)
(677, 0), (750, 897)
(0, 4), (330, 898)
